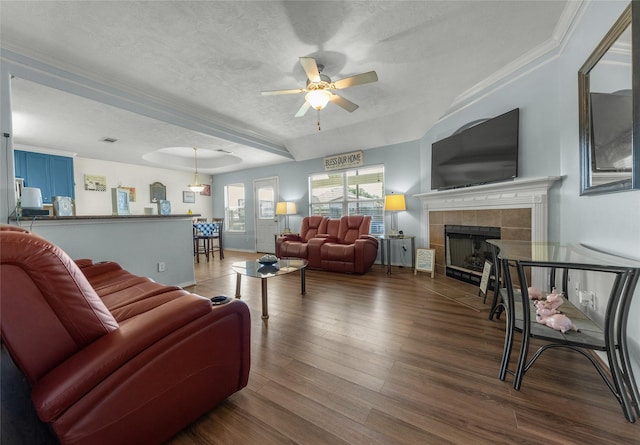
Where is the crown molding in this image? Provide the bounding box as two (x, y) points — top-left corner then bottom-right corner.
(442, 1), (586, 119)
(1, 48), (293, 160)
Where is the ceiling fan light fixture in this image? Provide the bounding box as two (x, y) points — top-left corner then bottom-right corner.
(188, 146), (207, 192)
(306, 90), (331, 110)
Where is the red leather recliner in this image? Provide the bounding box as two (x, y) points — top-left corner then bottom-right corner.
(275, 215), (328, 259)
(0, 225), (251, 445)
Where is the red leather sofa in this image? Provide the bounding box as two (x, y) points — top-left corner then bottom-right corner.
(0, 225), (251, 445)
(276, 215), (378, 274)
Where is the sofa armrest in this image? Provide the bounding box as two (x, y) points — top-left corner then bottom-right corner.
(31, 294), (213, 422)
(358, 235), (379, 244)
(275, 234), (303, 257)
(279, 233), (302, 242)
(312, 234), (340, 242)
(353, 237), (379, 273)
(74, 259), (95, 269)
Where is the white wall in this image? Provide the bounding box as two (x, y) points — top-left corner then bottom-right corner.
(71, 155), (214, 218)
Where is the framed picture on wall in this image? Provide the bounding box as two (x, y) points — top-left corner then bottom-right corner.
(200, 184), (211, 196)
(121, 186), (136, 202)
(183, 191), (196, 203)
(150, 182), (166, 203)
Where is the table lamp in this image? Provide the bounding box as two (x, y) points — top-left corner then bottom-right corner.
(384, 193), (406, 236)
(276, 201), (297, 233)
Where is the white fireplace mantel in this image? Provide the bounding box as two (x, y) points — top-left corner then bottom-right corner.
(415, 176), (562, 244)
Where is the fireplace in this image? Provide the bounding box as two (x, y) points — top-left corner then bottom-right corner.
(416, 176), (561, 279)
(445, 225), (500, 286)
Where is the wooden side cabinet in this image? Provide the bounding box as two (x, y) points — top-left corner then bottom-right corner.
(14, 150), (74, 204)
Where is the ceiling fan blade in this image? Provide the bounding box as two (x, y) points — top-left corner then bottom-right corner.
(333, 71), (378, 89)
(261, 88), (305, 96)
(330, 94), (359, 112)
(295, 101), (311, 117)
(299, 57), (321, 83)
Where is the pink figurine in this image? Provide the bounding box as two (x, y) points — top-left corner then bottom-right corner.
(536, 313), (578, 333)
(545, 288), (564, 310)
(527, 287), (542, 300)
(534, 300), (559, 318)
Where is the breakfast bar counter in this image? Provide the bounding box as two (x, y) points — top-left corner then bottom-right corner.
(8, 214), (197, 287)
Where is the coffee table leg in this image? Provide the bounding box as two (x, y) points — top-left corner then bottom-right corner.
(235, 273), (242, 298)
(300, 268), (306, 295)
(261, 278), (269, 319)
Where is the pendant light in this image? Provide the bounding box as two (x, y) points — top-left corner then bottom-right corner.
(188, 146), (206, 193)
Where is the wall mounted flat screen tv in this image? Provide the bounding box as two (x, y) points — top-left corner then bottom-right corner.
(431, 108), (519, 190)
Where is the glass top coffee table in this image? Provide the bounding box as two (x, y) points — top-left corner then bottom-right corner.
(231, 258), (308, 319)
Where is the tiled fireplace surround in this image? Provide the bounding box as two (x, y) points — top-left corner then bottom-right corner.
(416, 177), (561, 277)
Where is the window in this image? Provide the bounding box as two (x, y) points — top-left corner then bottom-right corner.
(224, 183), (245, 232)
(309, 165), (385, 235)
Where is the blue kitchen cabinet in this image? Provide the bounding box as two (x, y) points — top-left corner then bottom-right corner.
(14, 150), (74, 204)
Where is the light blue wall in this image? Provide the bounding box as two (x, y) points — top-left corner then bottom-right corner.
(416, 0), (640, 390)
(213, 140), (422, 265)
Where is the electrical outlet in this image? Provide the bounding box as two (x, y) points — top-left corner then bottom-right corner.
(158, 262), (166, 272)
(579, 290), (589, 307)
(579, 290), (596, 310)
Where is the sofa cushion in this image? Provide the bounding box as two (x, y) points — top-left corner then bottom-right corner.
(300, 215), (328, 242)
(321, 243), (354, 262)
(337, 215), (371, 244)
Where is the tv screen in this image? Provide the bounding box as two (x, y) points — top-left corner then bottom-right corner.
(431, 108), (519, 190)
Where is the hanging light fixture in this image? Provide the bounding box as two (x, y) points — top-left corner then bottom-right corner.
(188, 146), (206, 193)
(305, 89), (332, 132)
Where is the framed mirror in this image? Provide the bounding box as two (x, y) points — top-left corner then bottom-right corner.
(579, 2), (638, 195)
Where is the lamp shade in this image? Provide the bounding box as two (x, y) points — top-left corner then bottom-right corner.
(188, 181), (205, 193)
(275, 201), (297, 215)
(21, 187), (43, 209)
(305, 90), (331, 110)
(384, 194), (406, 211)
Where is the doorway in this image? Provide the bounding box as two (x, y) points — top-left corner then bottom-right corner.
(254, 177), (279, 253)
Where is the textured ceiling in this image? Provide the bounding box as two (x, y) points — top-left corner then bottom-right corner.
(0, 1), (571, 174)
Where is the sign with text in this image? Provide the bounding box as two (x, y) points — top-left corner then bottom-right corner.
(324, 151), (364, 171)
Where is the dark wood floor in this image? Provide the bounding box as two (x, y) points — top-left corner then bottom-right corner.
(2, 251), (638, 444)
(170, 251), (639, 445)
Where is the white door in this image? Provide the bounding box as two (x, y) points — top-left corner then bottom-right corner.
(254, 177), (279, 253)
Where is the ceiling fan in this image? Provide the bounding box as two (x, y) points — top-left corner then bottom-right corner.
(262, 57), (378, 128)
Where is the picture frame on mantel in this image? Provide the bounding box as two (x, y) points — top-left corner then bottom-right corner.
(111, 188), (131, 215)
(157, 200), (171, 215)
